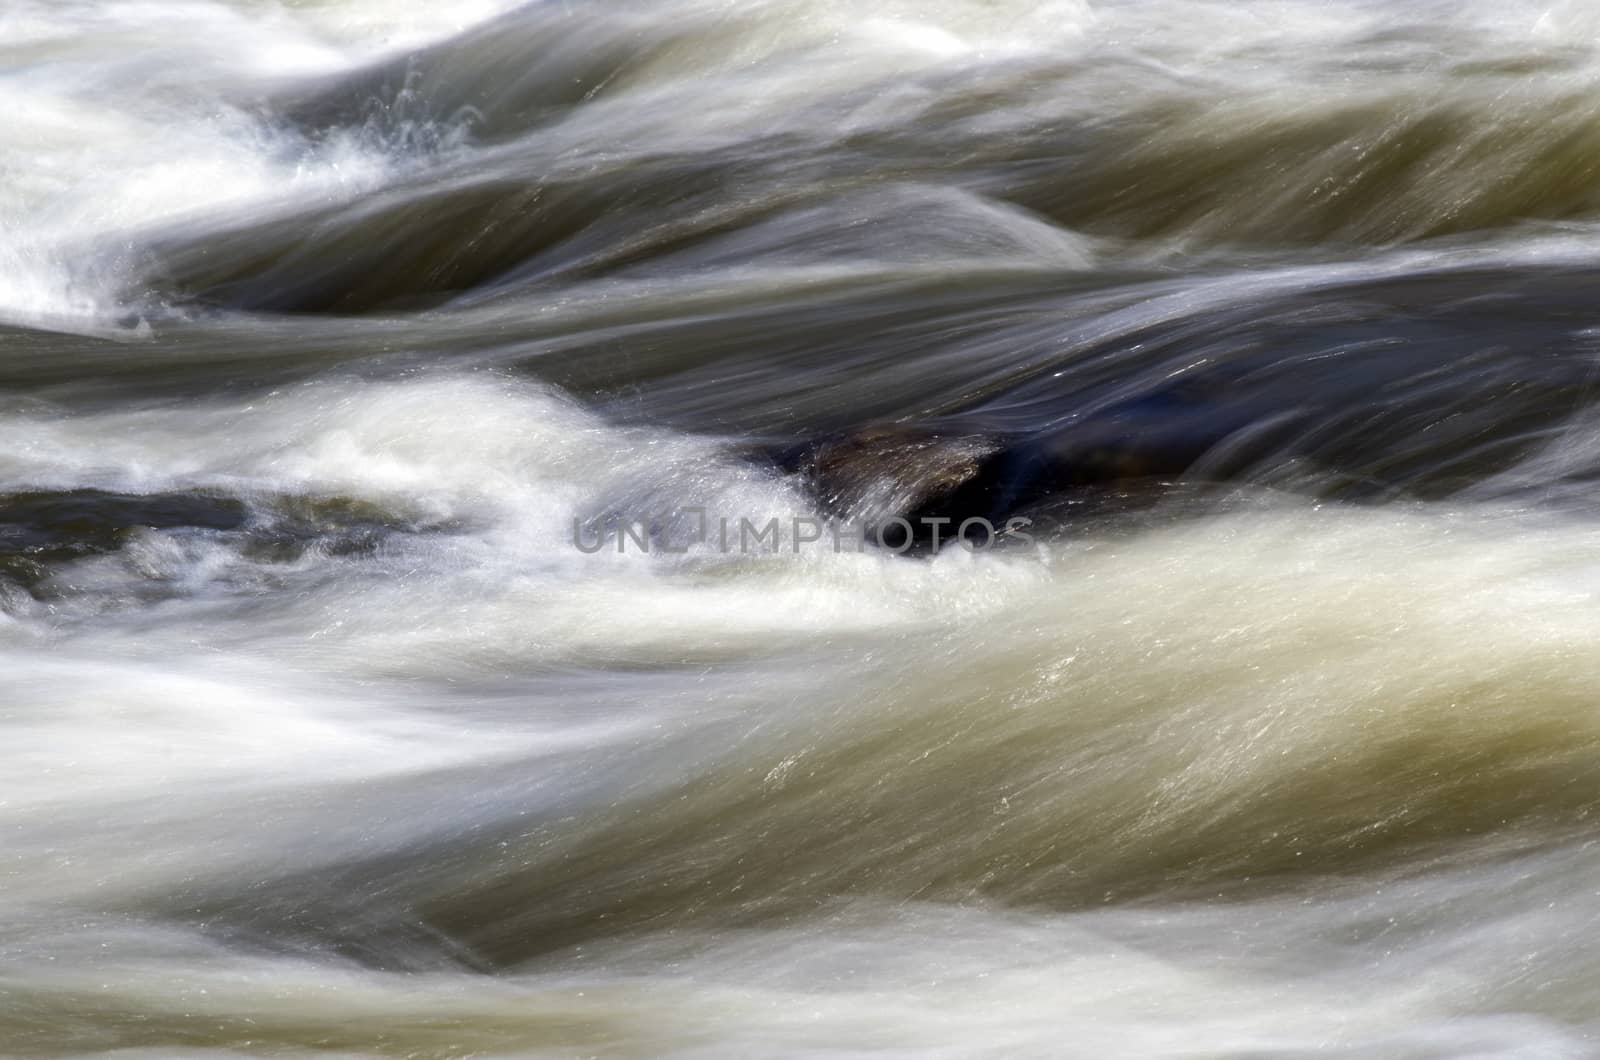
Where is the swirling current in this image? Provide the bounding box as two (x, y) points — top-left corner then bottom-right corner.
(8, 0), (1600, 1056)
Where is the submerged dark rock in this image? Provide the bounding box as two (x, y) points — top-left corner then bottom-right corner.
(774, 426), (995, 522)
(0, 489), (248, 588)
(0, 489), (462, 595)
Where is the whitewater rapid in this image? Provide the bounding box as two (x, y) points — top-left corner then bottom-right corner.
(9, 0), (1600, 1056)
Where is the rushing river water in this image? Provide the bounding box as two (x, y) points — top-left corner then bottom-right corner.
(10, 0), (1600, 1055)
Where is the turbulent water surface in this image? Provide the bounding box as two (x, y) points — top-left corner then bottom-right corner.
(11, 0), (1600, 1055)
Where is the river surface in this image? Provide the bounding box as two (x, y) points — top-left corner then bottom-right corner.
(8, 0), (1600, 1056)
